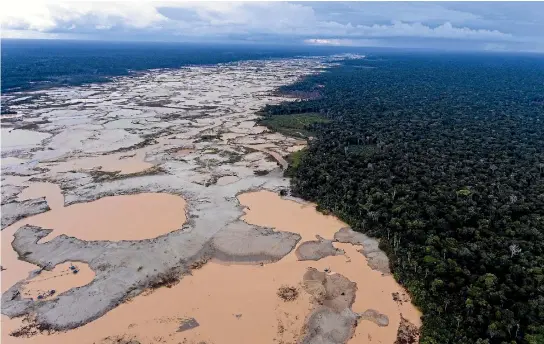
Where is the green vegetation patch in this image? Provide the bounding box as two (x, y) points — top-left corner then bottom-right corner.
(258, 113), (330, 139)
(284, 148), (307, 177)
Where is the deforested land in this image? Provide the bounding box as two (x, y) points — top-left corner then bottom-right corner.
(2, 51), (419, 344)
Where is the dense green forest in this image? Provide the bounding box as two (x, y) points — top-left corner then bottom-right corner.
(261, 53), (544, 343)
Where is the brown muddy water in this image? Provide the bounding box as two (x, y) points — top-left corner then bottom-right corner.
(17, 183), (64, 210)
(41, 151), (153, 175)
(2, 190), (420, 344)
(1, 186), (187, 293)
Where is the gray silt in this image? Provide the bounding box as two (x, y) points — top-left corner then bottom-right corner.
(1, 184), (26, 205)
(177, 318), (199, 332)
(358, 309), (389, 327)
(333, 227), (391, 274)
(296, 235), (344, 261)
(300, 268), (359, 344)
(1, 198), (50, 229)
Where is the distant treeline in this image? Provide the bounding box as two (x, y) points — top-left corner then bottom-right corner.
(1, 39), (365, 93)
(263, 53), (544, 343)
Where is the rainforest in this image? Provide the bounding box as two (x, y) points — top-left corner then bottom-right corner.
(261, 52), (544, 343)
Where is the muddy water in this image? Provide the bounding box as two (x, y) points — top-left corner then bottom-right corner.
(2, 190), (419, 344)
(17, 183), (64, 210)
(1, 182), (64, 293)
(20, 262), (95, 301)
(1, 190), (187, 293)
(238, 191), (421, 344)
(15, 193), (186, 243)
(41, 151), (153, 175)
(1, 257), (314, 344)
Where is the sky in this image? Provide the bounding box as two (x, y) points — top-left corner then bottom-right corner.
(2, 1), (543, 52)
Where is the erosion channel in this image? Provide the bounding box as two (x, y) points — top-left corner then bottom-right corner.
(1, 57), (420, 344)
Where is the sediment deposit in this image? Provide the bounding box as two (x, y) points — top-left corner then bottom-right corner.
(1, 56), (420, 343)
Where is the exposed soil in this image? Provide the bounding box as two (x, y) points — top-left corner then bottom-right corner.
(177, 318), (200, 332)
(394, 315), (420, 344)
(277, 285), (299, 302)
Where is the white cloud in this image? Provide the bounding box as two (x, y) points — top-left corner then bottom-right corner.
(304, 38), (349, 46)
(345, 21), (513, 41)
(0, 1), (521, 44)
(311, 2), (483, 26)
(304, 38), (384, 47)
(2, 1), (167, 33)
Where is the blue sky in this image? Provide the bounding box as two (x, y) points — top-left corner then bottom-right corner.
(2, 1), (543, 52)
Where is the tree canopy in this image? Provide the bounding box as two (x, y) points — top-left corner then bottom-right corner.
(263, 53), (544, 343)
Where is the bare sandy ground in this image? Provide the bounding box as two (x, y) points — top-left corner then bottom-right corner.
(1, 55), (419, 344)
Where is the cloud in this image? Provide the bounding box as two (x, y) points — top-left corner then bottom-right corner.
(1, 1), (541, 51)
(342, 21), (513, 41)
(482, 43), (508, 52)
(304, 38), (384, 48)
(2, 2), (167, 32)
(305, 38), (344, 46)
(309, 2), (482, 26)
